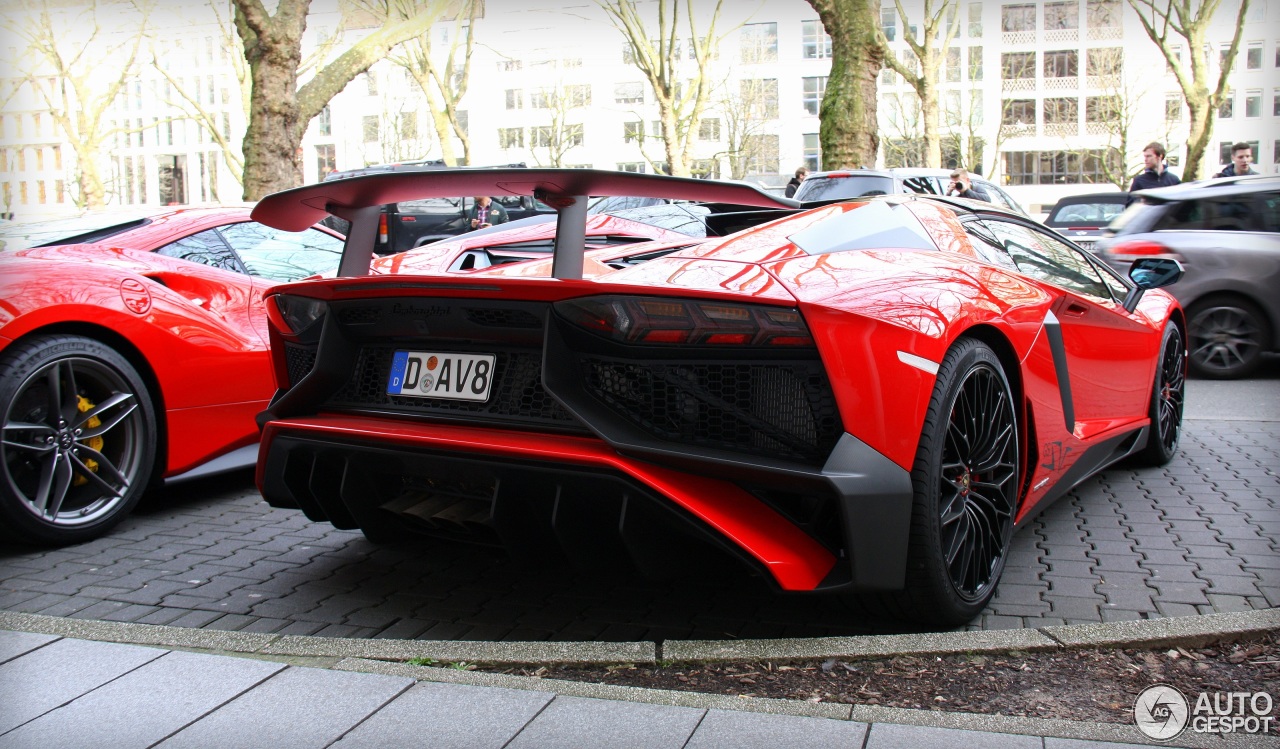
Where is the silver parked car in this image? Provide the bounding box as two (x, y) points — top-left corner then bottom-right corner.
(793, 167), (1029, 216)
(1095, 175), (1280, 378)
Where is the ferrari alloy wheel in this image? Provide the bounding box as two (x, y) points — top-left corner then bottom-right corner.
(0, 335), (156, 545)
(1187, 298), (1269, 379)
(1135, 323), (1185, 467)
(899, 338), (1019, 625)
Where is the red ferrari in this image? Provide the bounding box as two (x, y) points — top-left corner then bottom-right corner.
(0, 208), (346, 545)
(251, 170), (1187, 624)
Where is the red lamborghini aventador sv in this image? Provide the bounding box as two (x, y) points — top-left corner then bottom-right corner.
(249, 169), (1187, 625)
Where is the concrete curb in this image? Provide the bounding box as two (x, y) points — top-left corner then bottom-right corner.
(1, 608), (1275, 666)
(1, 608), (1276, 748)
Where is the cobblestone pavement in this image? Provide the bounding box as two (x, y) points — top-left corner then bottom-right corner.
(0, 421), (1276, 642)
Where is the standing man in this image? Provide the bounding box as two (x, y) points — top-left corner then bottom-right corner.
(469, 196), (509, 230)
(785, 166), (808, 198)
(1217, 143), (1258, 177)
(947, 168), (991, 202)
(1128, 142), (1180, 201)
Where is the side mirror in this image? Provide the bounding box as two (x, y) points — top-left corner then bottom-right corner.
(1122, 257), (1184, 313)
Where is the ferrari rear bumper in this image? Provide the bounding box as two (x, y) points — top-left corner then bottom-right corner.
(257, 416), (913, 593)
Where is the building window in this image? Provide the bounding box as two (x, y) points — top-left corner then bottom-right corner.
(315, 144), (336, 179)
(802, 76), (826, 115)
(531, 126), (552, 147)
(691, 159), (720, 178)
(1003, 149), (1118, 184)
(740, 78), (779, 118)
(740, 22), (778, 63)
(1245, 90), (1261, 118)
(623, 121), (643, 143)
(564, 84), (591, 107)
(1086, 0), (1121, 29)
(505, 89), (523, 110)
(1044, 49), (1078, 77)
(1218, 91), (1234, 118)
(399, 111), (418, 140)
(530, 90), (550, 109)
(698, 118), (720, 141)
(1043, 97), (1078, 123)
(968, 3), (983, 37)
(1166, 93), (1183, 121)
(362, 115), (379, 143)
(1274, 88), (1280, 116)
(881, 7), (896, 42)
(969, 46), (984, 80)
(1002, 52), (1036, 79)
(1044, 1), (1079, 30)
(803, 133), (821, 171)
(363, 72), (377, 96)
(566, 124), (584, 147)
(317, 106), (331, 136)
(499, 59), (522, 72)
(1086, 48), (1123, 76)
(1086, 95), (1119, 122)
(617, 162), (644, 173)
(614, 82), (643, 104)
(743, 133), (779, 175)
(801, 20), (831, 59)
(1274, 140), (1280, 165)
(946, 47), (961, 82)
(1002, 98), (1036, 126)
(1001, 4), (1036, 32)
(1247, 41), (1263, 70)
(498, 127), (523, 148)
(1220, 43), (1231, 68)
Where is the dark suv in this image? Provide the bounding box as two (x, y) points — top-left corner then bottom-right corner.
(322, 160), (557, 254)
(1095, 175), (1280, 378)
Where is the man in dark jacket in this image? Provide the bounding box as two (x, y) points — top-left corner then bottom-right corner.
(947, 168), (990, 202)
(1128, 142), (1180, 199)
(1217, 143), (1258, 177)
(468, 196), (509, 230)
(785, 166), (808, 198)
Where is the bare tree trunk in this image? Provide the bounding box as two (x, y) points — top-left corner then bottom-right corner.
(808, 0), (882, 169)
(233, 0), (439, 200)
(877, 0), (959, 169)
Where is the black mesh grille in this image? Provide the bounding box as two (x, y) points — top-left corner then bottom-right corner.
(327, 345), (582, 429)
(464, 307), (541, 328)
(285, 344), (317, 387)
(581, 356), (842, 465)
(339, 306), (383, 325)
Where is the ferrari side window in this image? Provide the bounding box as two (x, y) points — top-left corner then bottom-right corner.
(155, 229), (244, 274)
(217, 222), (346, 283)
(981, 220), (1112, 301)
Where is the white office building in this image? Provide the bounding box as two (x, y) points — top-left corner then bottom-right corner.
(1, 0), (1275, 219)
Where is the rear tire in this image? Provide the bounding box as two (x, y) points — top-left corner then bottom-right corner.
(0, 335), (157, 545)
(1187, 297), (1269, 379)
(876, 338), (1020, 626)
(1134, 323), (1185, 466)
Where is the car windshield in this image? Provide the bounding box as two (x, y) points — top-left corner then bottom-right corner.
(0, 212), (156, 251)
(795, 175), (895, 201)
(1047, 201), (1126, 226)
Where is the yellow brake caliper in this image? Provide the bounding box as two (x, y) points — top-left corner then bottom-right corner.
(73, 395), (103, 485)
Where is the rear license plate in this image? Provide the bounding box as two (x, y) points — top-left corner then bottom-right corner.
(387, 351), (496, 402)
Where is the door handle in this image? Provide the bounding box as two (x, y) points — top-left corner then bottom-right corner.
(1063, 302), (1089, 317)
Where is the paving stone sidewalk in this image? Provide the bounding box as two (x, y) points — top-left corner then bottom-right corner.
(1, 630), (1235, 749)
(0, 422), (1276, 642)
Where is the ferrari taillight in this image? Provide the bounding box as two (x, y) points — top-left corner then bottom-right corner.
(1105, 239), (1172, 256)
(555, 296), (815, 347)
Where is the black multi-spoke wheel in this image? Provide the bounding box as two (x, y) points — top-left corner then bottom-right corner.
(1187, 298), (1268, 379)
(1136, 323), (1185, 466)
(0, 335), (156, 545)
(893, 338), (1020, 625)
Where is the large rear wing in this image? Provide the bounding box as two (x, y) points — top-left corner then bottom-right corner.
(251, 169), (799, 280)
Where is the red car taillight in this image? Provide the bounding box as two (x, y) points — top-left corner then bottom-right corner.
(556, 296), (815, 347)
(1105, 239), (1172, 256)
